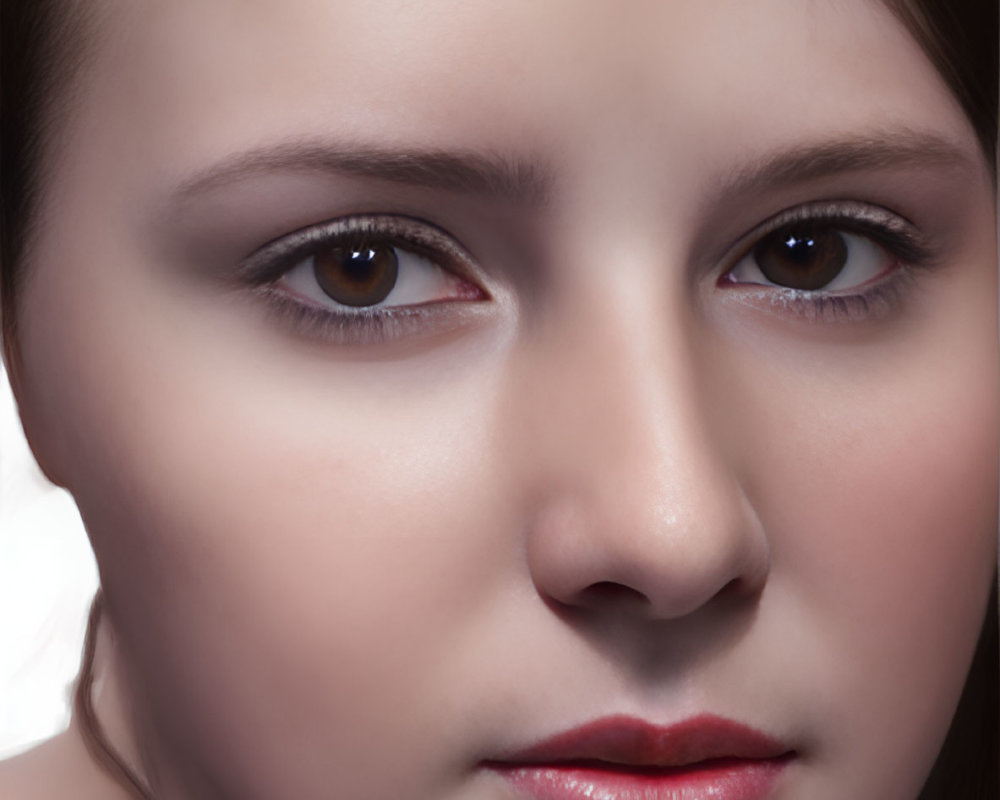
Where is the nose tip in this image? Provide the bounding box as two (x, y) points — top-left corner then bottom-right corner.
(506, 272), (771, 624)
(526, 477), (769, 621)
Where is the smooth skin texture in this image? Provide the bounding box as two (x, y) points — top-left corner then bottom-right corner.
(1, 1), (997, 798)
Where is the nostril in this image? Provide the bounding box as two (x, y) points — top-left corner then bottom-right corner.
(703, 577), (755, 610)
(717, 577), (747, 598)
(579, 581), (650, 609)
(524, 486), (770, 622)
(571, 576), (756, 618)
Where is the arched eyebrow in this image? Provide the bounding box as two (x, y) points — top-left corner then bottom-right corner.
(170, 141), (553, 206)
(716, 128), (978, 197)
(166, 128), (977, 214)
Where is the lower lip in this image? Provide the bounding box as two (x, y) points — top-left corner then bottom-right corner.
(490, 758), (788, 800)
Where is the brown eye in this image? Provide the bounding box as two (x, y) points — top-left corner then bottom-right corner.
(313, 242), (400, 307)
(752, 227), (848, 290)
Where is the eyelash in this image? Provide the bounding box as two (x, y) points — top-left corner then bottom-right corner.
(717, 201), (935, 322)
(240, 215), (488, 344)
(241, 202), (934, 343)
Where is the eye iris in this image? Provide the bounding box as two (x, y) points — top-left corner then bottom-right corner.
(752, 227), (848, 290)
(314, 243), (399, 307)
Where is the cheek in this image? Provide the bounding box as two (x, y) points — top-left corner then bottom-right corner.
(71, 370), (516, 795)
(739, 306), (997, 778)
(16, 262), (512, 794)
(765, 358), (996, 611)
(774, 375), (995, 666)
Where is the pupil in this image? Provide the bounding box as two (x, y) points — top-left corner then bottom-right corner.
(314, 242), (399, 307)
(782, 235), (815, 264)
(344, 249), (378, 283)
(753, 227), (847, 290)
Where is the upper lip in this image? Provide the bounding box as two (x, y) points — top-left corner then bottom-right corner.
(486, 713), (794, 769)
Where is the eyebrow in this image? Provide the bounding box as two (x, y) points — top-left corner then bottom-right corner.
(717, 129), (978, 197)
(169, 128), (978, 214)
(172, 141), (553, 205)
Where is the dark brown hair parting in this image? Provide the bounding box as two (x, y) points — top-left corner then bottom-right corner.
(1, 1), (997, 798)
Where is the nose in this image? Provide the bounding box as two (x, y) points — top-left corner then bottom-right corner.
(508, 286), (769, 622)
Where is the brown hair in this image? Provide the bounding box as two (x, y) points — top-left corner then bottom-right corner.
(75, 590), (154, 799)
(885, 0), (998, 165)
(1, 1), (997, 797)
(918, 586), (998, 799)
(0, 0), (101, 376)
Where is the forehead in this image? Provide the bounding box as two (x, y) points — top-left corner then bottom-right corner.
(68, 0), (972, 194)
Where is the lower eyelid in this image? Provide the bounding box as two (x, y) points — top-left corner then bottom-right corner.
(249, 225), (493, 346)
(256, 286), (497, 346)
(720, 267), (915, 323)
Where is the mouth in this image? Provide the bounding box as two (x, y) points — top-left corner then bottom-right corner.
(483, 713), (795, 800)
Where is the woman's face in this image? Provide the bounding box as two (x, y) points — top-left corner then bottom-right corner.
(12, 1), (997, 798)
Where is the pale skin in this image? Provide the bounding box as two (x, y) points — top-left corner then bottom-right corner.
(0, 1), (996, 798)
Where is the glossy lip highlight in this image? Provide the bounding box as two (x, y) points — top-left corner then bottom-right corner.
(484, 714), (794, 800)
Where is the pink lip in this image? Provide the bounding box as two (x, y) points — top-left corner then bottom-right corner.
(484, 714), (794, 800)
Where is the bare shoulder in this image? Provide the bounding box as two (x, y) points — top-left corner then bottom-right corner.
(0, 730), (132, 800)
(0, 734), (74, 800)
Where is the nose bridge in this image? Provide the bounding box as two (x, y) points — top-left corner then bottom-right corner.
(510, 275), (768, 620)
(553, 291), (709, 507)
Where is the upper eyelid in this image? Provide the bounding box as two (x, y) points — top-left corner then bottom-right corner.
(237, 214), (484, 288)
(719, 200), (935, 273)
